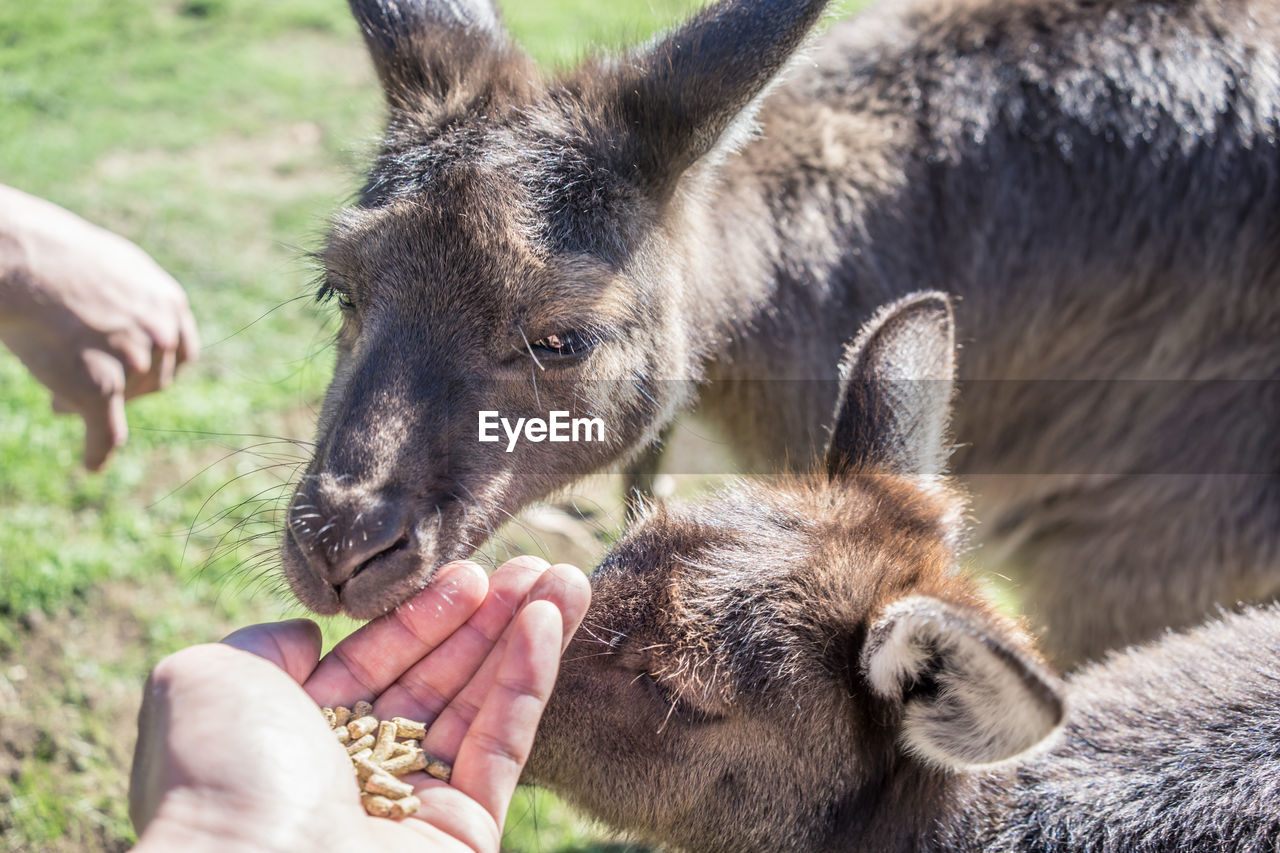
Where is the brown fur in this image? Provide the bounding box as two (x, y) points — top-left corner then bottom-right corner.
(527, 474), (996, 852)
(285, 0), (1280, 665)
(530, 470), (1280, 851)
(526, 294), (1280, 852)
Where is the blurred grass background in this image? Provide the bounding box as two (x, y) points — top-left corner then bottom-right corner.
(0, 1), (727, 849)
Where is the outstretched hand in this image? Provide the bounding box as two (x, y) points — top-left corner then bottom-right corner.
(129, 557), (590, 852)
(0, 184), (199, 470)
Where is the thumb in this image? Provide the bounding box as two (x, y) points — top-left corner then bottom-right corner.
(222, 619), (324, 686)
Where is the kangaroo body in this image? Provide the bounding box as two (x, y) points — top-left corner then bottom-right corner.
(690, 0), (1280, 664)
(288, 0), (1280, 664)
(527, 294), (1280, 853)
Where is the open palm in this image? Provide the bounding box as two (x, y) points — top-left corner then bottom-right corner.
(130, 556), (590, 853)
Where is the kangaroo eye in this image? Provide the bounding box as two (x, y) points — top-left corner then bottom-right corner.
(531, 330), (593, 358)
(336, 292), (355, 311)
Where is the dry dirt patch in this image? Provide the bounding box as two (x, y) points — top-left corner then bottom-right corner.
(0, 580), (278, 851)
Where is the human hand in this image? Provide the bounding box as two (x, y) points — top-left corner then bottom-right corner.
(0, 184), (200, 470)
(129, 557), (591, 853)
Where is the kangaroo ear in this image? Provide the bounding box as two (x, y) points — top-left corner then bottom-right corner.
(825, 291), (956, 480)
(348, 0), (517, 112)
(861, 596), (1065, 769)
(608, 0), (830, 193)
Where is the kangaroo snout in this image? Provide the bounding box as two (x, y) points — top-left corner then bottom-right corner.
(283, 475), (439, 617)
(288, 478), (409, 584)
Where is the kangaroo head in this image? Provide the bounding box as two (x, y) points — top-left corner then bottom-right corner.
(283, 0), (832, 617)
(528, 293), (1066, 852)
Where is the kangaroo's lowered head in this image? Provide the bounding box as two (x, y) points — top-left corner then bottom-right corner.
(527, 293), (1066, 852)
(282, 0), (832, 617)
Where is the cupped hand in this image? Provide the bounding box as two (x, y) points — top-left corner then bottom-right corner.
(0, 184), (200, 470)
(129, 557), (590, 853)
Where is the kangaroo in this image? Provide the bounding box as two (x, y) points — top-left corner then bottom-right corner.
(283, 0), (1280, 664)
(524, 293), (1280, 853)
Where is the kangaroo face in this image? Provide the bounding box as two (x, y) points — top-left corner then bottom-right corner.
(280, 0), (834, 617)
(528, 294), (1066, 852)
(527, 476), (970, 851)
(284, 140), (688, 617)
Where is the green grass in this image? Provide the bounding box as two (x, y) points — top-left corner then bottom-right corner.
(0, 1), (710, 850)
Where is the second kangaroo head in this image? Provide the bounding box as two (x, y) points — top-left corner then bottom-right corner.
(282, 0), (831, 617)
(527, 293), (1066, 852)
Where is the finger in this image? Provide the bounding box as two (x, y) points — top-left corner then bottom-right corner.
(419, 563), (589, 761)
(125, 342), (177, 400)
(109, 329), (154, 378)
(368, 803), (484, 851)
(77, 349), (128, 470)
(304, 560), (489, 708)
(389, 603), (571, 850)
(156, 341), (177, 389)
(123, 346), (158, 399)
(371, 556), (550, 723)
(176, 302), (200, 365)
(221, 619), (323, 685)
(536, 564), (590, 654)
(450, 599), (563, 829)
(402, 784), (504, 852)
(82, 387), (127, 472)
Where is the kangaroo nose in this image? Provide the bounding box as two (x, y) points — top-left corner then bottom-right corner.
(287, 480), (409, 586)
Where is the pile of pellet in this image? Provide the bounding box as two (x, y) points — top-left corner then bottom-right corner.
(324, 700), (452, 819)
